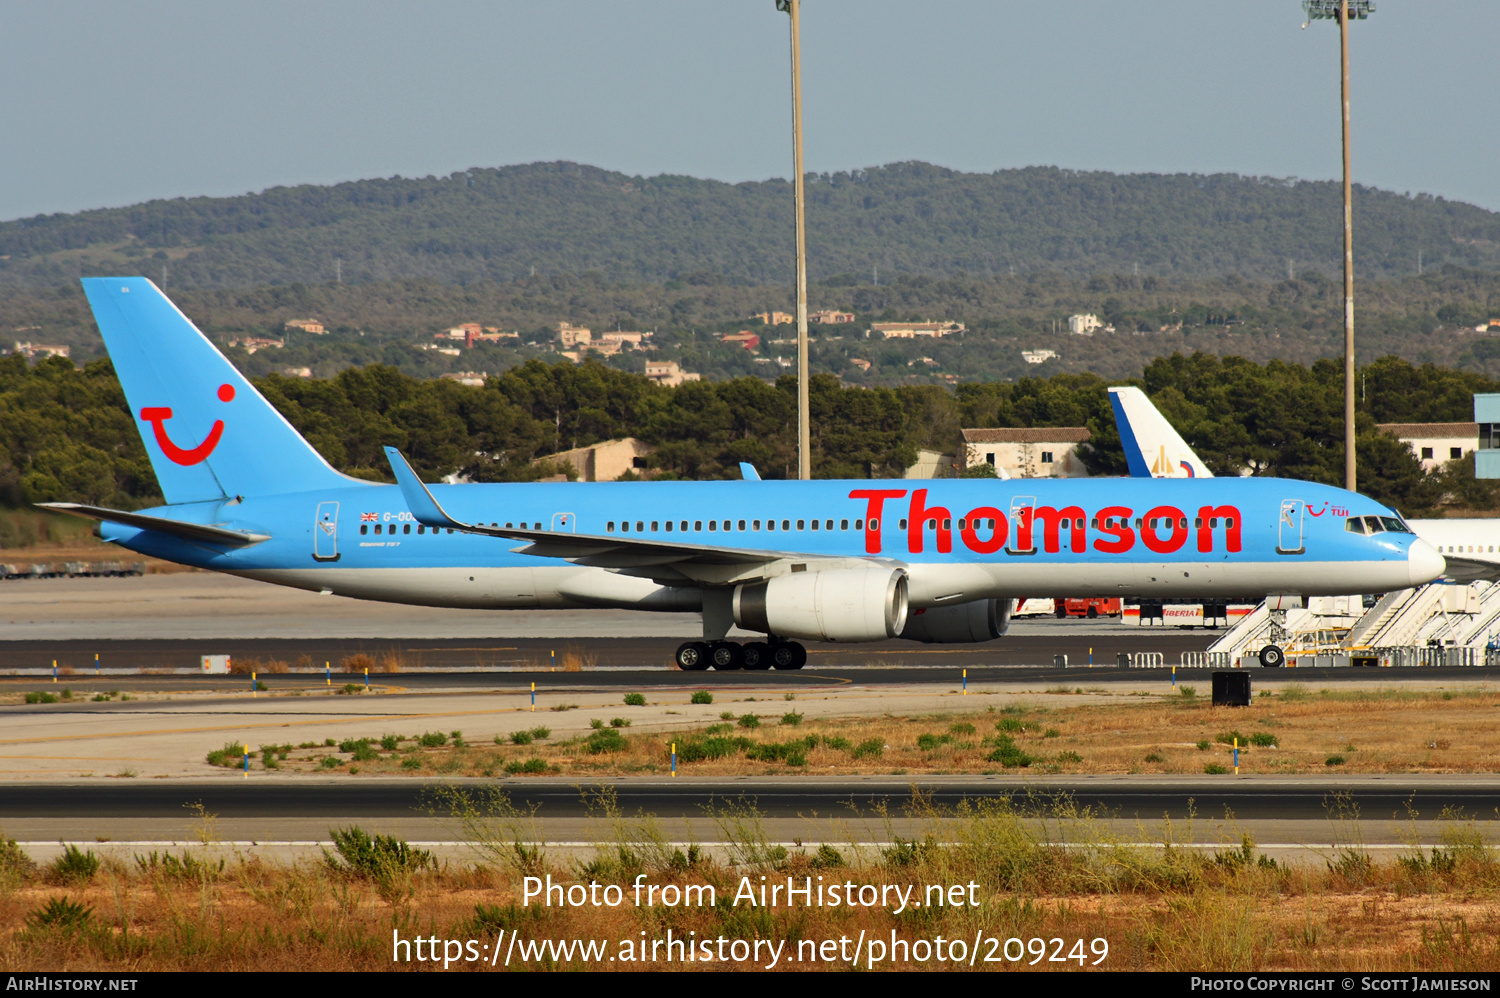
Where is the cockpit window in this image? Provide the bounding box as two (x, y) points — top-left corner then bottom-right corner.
(1362, 515), (1385, 534)
(1345, 517), (1366, 534)
(1379, 516), (1411, 533)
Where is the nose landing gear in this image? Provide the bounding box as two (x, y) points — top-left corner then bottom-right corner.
(674, 639), (805, 670)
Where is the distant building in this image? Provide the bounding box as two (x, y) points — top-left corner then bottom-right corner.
(1068, 314), (1104, 335)
(441, 372), (488, 387)
(227, 336), (284, 354)
(598, 330), (651, 349)
(1377, 421), (1478, 473)
(1021, 349), (1057, 364)
(465, 330), (518, 347)
(548, 437), (654, 481)
(283, 318), (326, 335)
(280, 366), (313, 378)
(720, 332), (761, 351)
(903, 449), (953, 479)
(959, 427), (1091, 479)
(870, 321), (964, 339)
(645, 360), (701, 387)
(12, 341), (70, 360)
(557, 322), (592, 348)
(849, 358), (871, 372)
(752, 311), (794, 326)
(810, 310), (855, 325)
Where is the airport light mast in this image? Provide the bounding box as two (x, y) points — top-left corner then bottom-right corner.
(1303, 0), (1374, 493)
(777, 0), (811, 480)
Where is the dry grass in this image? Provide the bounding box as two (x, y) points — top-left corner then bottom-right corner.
(249, 688), (1500, 778)
(3, 799), (1499, 971)
(229, 657), (289, 675)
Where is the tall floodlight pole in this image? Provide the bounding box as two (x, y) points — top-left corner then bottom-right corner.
(1304, 0), (1374, 493)
(777, 0), (811, 480)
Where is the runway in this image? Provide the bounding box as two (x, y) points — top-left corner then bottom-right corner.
(5, 775), (1496, 820)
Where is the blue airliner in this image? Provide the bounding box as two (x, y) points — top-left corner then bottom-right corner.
(42, 279), (1445, 670)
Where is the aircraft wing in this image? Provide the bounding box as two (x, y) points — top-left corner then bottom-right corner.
(36, 502), (270, 546)
(1436, 556), (1500, 585)
(384, 448), (855, 585)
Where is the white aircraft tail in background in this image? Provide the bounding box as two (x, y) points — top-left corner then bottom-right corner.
(1107, 386), (1214, 479)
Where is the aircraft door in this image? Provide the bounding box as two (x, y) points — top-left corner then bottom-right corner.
(1276, 500), (1305, 555)
(314, 501), (340, 562)
(1006, 495), (1036, 555)
(551, 512), (576, 533)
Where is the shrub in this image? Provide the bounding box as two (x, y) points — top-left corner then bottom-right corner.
(509, 731), (534, 746)
(338, 683), (363, 695)
(1196, 739), (1211, 751)
(1179, 686), (1197, 700)
(589, 718), (605, 730)
(338, 737), (371, 754)
(706, 723), (733, 735)
(737, 714), (760, 729)
(1204, 763), (1229, 775)
(59, 688), (72, 700)
(134, 850), (224, 881)
(320, 756), (341, 769)
(823, 735), (852, 751)
(1055, 751), (1083, 763)
(852, 738), (884, 759)
(1250, 732), (1278, 748)
(781, 711), (803, 726)
(623, 693), (646, 707)
(676, 735), (752, 763)
(326, 826), (432, 877)
(691, 690), (714, 705)
(1281, 683), (1309, 702)
(949, 722), (975, 736)
(1325, 755), (1346, 766)
(812, 844), (845, 868)
(380, 734), (401, 751)
(340, 653), (376, 674)
(1042, 728), (1061, 739)
(720, 711), (735, 720)
(610, 718), (631, 728)
(916, 733), (951, 751)
(585, 729), (628, 754)
(504, 758), (549, 775)
(995, 717), (1023, 733)
(26, 897), (93, 930)
(25, 692), (57, 705)
(206, 742), (248, 767)
(418, 731), (447, 747)
(986, 736), (1032, 768)
(450, 731), (465, 747)
(550, 703), (578, 712)
(1215, 731), (1247, 746)
(529, 726), (551, 740)
(1144, 752), (1164, 763)
(400, 757), (422, 770)
(52, 844), (99, 885)
(746, 739), (812, 767)
(1, 835), (37, 881)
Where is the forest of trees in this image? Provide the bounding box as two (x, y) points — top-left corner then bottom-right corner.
(4, 161), (1499, 289)
(3, 351), (1495, 524)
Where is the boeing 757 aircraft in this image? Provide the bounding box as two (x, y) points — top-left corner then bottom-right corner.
(41, 279), (1445, 670)
(1107, 385), (1499, 584)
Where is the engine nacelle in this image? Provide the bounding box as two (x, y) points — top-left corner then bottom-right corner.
(733, 567), (908, 642)
(900, 598), (1014, 644)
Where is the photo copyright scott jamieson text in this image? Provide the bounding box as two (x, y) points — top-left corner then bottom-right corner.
(1192, 979), (1492, 991)
(391, 876), (1109, 968)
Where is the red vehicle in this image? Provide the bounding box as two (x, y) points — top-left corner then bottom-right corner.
(1053, 597), (1122, 619)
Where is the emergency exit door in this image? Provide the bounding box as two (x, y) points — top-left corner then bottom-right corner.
(314, 501), (340, 561)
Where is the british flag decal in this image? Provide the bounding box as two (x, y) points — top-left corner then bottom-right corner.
(360, 512), (378, 522)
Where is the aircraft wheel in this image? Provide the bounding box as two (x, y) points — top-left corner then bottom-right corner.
(1258, 644), (1285, 668)
(741, 642), (771, 671)
(676, 641), (710, 671)
(772, 641), (806, 670)
(709, 641), (743, 671)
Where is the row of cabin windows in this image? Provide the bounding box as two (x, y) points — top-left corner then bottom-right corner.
(359, 522), (543, 536)
(608, 518), (871, 533)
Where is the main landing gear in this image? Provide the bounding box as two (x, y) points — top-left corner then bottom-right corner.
(675, 640), (806, 671)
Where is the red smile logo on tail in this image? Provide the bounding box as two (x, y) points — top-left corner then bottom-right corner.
(139, 383), (235, 466)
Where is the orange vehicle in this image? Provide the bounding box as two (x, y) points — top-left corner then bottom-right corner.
(1054, 597), (1122, 619)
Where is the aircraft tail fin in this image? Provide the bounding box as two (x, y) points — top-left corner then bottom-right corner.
(1107, 386), (1214, 479)
(82, 277), (358, 503)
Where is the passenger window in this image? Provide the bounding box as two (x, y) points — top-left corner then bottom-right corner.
(665, 521), (673, 532)
(359, 524), (367, 535)
(709, 521), (717, 531)
(447, 528), (454, 534)
(636, 521), (644, 532)
(1076, 518), (1085, 530)
(782, 520), (790, 531)
(825, 519), (833, 530)
(1194, 517), (1202, 528)
(651, 521), (659, 531)
(403, 524), (411, 534)
(607, 522), (615, 532)
(752, 520), (760, 530)
(899, 519), (907, 529)
(1344, 517), (1364, 534)
(855, 519), (863, 530)
(869, 518), (877, 530)
(738, 519), (746, 531)
(1135, 518), (1142, 529)
(694, 521), (702, 531)
(621, 521), (629, 533)
(811, 520), (819, 531)
(1226, 518), (1234, 529)
(1178, 518), (1186, 530)
(840, 519), (849, 530)
(374, 524), (382, 534)
(681, 521), (688, 531)
(797, 519), (805, 530)
(941, 518), (951, 530)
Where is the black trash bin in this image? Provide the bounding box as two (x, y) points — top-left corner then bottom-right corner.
(1212, 671), (1251, 707)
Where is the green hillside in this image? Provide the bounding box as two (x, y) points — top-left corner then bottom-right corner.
(3, 162), (1498, 289)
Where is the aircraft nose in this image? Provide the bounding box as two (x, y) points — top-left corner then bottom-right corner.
(1408, 538), (1446, 586)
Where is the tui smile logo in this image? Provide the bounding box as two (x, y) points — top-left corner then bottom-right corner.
(139, 383), (235, 466)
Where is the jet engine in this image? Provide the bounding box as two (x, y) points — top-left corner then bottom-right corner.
(733, 567), (908, 642)
(899, 597), (1014, 644)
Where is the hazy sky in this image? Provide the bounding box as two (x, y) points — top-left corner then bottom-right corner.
(3, 1), (1496, 221)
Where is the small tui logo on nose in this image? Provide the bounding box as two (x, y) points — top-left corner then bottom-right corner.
(140, 383), (235, 466)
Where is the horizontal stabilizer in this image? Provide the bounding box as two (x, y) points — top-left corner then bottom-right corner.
(37, 502), (270, 546)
